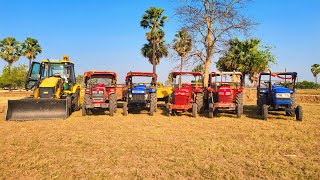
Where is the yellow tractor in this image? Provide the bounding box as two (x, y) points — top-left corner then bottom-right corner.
(6, 55), (81, 120)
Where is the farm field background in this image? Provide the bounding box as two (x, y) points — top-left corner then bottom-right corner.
(0, 89), (319, 179)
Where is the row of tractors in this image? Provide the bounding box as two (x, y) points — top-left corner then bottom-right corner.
(5, 56), (303, 121)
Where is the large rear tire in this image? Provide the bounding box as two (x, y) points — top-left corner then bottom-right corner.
(196, 93), (204, 113)
(150, 93), (157, 114)
(257, 95), (266, 115)
(236, 93), (243, 114)
(109, 93), (117, 117)
(295, 105), (303, 121)
(262, 104), (268, 120)
(192, 103), (197, 118)
(123, 102), (128, 116)
(72, 89), (81, 111)
(287, 93), (297, 116)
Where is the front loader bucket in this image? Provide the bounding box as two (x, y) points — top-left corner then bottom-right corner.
(6, 98), (69, 121)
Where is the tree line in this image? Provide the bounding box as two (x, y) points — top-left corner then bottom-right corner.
(0, 37), (42, 89)
(140, 1), (318, 87)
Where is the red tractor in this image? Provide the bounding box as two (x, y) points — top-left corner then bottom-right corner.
(165, 72), (204, 117)
(206, 72), (244, 118)
(82, 71), (123, 116)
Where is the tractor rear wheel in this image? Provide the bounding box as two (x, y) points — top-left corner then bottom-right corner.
(109, 93), (117, 117)
(150, 93), (157, 113)
(287, 93), (297, 116)
(295, 105), (303, 121)
(192, 103), (198, 118)
(258, 95), (266, 115)
(236, 93), (243, 114)
(81, 104), (87, 116)
(123, 102), (128, 116)
(196, 93), (204, 113)
(72, 89), (81, 111)
(262, 104), (268, 120)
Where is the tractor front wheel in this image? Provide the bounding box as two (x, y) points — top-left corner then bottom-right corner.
(82, 104), (87, 116)
(262, 104), (268, 120)
(123, 102), (128, 116)
(295, 105), (303, 121)
(192, 103), (198, 118)
(165, 103), (171, 117)
(236, 105), (242, 118)
(208, 103), (214, 118)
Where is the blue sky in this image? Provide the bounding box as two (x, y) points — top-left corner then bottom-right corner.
(0, 0), (319, 82)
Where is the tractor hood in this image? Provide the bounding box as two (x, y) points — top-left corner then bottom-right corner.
(39, 77), (60, 88)
(272, 86), (291, 93)
(131, 84), (146, 94)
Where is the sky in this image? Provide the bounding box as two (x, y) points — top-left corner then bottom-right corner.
(0, 0), (319, 83)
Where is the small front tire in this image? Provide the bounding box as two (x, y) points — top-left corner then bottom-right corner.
(295, 105), (303, 121)
(262, 104), (268, 120)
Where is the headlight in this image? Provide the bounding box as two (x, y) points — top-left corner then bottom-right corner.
(276, 93), (290, 98)
(132, 90), (145, 93)
(129, 94), (132, 98)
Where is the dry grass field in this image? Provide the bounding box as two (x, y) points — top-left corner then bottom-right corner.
(0, 90), (319, 179)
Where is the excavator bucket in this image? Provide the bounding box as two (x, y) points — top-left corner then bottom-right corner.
(6, 98), (69, 121)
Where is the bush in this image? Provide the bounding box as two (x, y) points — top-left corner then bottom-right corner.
(296, 81), (320, 89)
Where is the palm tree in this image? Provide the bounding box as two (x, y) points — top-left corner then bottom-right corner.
(140, 6), (168, 74)
(173, 30), (192, 72)
(141, 39), (168, 66)
(311, 64), (320, 84)
(173, 30), (192, 87)
(21, 37), (42, 68)
(0, 37), (21, 75)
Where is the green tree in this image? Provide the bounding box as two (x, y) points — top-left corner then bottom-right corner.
(311, 64), (320, 84)
(76, 74), (84, 84)
(141, 39), (168, 66)
(21, 37), (42, 68)
(140, 6), (168, 74)
(192, 63), (205, 73)
(216, 38), (275, 85)
(0, 37), (22, 75)
(173, 30), (192, 73)
(0, 64), (28, 89)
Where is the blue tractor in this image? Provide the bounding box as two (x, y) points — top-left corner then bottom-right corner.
(122, 72), (157, 116)
(257, 71), (302, 121)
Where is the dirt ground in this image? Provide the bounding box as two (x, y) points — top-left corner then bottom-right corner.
(0, 90), (319, 179)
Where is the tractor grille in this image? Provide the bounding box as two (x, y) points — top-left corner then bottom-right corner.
(132, 94), (145, 101)
(174, 95), (188, 105)
(39, 87), (55, 98)
(92, 93), (105, 102)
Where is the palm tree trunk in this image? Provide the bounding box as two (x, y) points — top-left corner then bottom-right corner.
(179, 56), (183, 89)
(8, 63), (12, 91)
(29, 58), (33, 69)
(152, 41), (156, 74)
(242, 73), (246, 88)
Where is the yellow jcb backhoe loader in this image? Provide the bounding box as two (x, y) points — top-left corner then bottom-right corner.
(6, 55), (81, 120)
